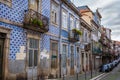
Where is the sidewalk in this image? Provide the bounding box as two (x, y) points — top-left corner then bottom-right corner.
(59, 70), (102, 80)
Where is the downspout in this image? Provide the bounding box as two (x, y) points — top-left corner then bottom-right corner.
(59, 0), (63, 78)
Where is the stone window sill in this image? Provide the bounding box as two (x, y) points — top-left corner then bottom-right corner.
(0, 0), (12, 7)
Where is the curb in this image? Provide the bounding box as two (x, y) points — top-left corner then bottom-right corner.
(90, 73), (106, 80)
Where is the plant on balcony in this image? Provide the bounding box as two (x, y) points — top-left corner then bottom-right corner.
(30, 18), (43, 28)
(72, 28), (82, 36)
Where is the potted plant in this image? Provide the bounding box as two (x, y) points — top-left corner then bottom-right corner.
(30, 18), (43, 28)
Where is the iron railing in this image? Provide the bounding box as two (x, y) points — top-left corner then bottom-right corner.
(23, 9), (49, 33)
(69, 30), (80, 42)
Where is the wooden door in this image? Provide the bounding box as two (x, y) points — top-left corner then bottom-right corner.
(0, 33), (5, 80)
(50, 40), (58, 78)
(70, 46), (74, 75)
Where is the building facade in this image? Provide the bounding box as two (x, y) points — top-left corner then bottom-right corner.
(0, 0), (82, 80)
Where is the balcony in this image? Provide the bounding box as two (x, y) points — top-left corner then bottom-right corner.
(23, 9), (49, 33)
(69, 29), (81, 42)
(84, 43), (91, 51)
(92, 47), (102, 55)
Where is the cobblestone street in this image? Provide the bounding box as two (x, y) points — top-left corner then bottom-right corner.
(100, 63), (120, 80)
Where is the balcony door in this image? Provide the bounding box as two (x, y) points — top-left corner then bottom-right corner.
(29, 0), (41, 12)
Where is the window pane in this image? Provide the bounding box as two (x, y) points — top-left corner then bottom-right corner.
(29, 50), (33, 67)
(61, 54), (66, 68)
(70, 16), (74, 30)
(34, 50), (38, 66)
(51, 50), (57, 68)
(76, 20), (80, 29)
(29, 38), (34, 48)
(34, 39), (39, 49)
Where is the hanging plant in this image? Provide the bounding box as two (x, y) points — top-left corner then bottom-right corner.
(72, 28), (82, 36)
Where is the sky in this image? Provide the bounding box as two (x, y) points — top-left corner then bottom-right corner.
(72, 0), (120, 41)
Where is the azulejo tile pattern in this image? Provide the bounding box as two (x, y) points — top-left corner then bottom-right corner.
(0, 0), (80, 65)
(0, 0), (28, 23)
(0, 22), (26, 60)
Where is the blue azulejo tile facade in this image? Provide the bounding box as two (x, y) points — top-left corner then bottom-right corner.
(0, 0), (82, 79)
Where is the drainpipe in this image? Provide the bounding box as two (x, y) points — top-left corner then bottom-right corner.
(59, 0), (63, 78)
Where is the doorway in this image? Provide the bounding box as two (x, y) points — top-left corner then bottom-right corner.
(0, 33), (6, 80)
(27, 38), (39, 80)
(50, 40), (58, 78)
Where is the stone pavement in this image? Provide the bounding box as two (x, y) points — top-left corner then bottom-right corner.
(100, 63), (120, 80)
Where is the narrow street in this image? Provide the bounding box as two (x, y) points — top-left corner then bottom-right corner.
(99, 63), (120, 80)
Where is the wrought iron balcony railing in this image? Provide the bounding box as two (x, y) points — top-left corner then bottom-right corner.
(69, 30), (80, 42)
(23, 9), (49, 33)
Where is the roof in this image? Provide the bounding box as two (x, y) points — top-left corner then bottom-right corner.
(61, 0), (81, 17)
(77, 5), (93, 13)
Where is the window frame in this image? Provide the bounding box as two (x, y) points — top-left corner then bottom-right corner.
(51, 1), (59, 26)
(28, 38), (39, 68)
(62, 9), (68, 30)
(27, 34), (40, 68)
(0, 0), (12, 7)
(50, 40), (58, 69)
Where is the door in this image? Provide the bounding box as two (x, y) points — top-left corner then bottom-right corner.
(61, 44), (67, 75)
(76, 47), (80, 73)
(27, 38), (39, 80)
(0, 33), (5, 80)
(50, 40), (58, 78)
(81, 52), (84, 72)
(70, 46), (74, 75)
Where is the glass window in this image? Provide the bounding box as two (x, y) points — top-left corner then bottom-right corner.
(70, 15), (74, 30)
(29, 50), (33, 67)
(62, 10), (68, 29)
(62, 44), (67, 54)
(28, 38), (39, 67)
(34, 50), (38, 66)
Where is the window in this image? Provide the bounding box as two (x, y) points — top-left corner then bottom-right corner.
(51, 41), (58, 69)
(70, 15), (74, 30)
(62, 44), (67, 68)
(0, 0), (12, 7)
(51, 2), (59, 25)
(62, 10), (68, 29)
(76, 20), (80, 30)
(28, 38), (39, 67)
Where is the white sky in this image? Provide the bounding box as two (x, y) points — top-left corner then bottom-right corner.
(73, 0), (120, 41)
